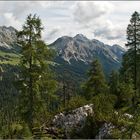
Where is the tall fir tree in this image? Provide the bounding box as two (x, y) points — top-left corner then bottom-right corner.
(109, 70), (121, 108)
(0, 66), (3, 81)
(17, 14), (57, 133)
(120, 11), (140, 138)
(83, 59), (116, 135)
(109, 70), (119, 96)
(121, 11), (140, 102)
(109, 70), (134, 109)
(83, 59), (108, 100)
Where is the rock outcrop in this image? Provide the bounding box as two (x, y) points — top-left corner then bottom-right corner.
(49, 34), (126, 80)
(95, 122), (115, 139)
(52, 105), (135, 139)
(52, 104), (93, 137)
(49, 34), (125, 64)
(0, 26), (17, 50)
(95, 113), (133, 139)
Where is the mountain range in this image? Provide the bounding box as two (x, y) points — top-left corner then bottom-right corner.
(49, 34), (125, 81)
(0, 26), (126, 82)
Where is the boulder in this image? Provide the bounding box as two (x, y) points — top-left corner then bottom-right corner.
(51, 105), (136, 139)
(52, 104), (93, 137)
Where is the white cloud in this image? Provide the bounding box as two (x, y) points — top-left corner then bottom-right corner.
(43, 26), (61, 44)
(93, 20), (124, 40)
(73, 1), (113, 24)
(71, 1), (128, 46)
(0, 1), (140, 47)
(0, 12), (21, 29)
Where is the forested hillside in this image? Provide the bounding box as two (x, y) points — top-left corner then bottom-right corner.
(0, 11), (140, 139)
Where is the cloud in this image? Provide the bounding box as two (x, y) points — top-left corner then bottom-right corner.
(94, 20), (125, 40)
(0, 1), (140, 47)
(0, 1), (63, 30)
(0, 1), (60, 21)
(72, 1), (126, 42)
(43, 27), (61, 43)
(73, 1), (113, 25)
(0, 2), (30, 19)
(0, 12), (22, 29)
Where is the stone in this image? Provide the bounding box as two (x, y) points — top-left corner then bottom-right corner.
(52, 104), (93, 137)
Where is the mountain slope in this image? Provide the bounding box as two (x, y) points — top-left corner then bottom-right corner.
(49, 34), (126, 80)
(0, 26), (20, 65)
(0, 26), (126, 82)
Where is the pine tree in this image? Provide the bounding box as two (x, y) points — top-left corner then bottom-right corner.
(109, 70), (119, 96)
(60, 70), (76, 108)
(117, 80), (134, 109)
(122, 11), (140, 103)
(17, 14), (57, 133)
(0, 66), (3, 81)
(83, 59), (108, 100)
(108, 70), (121, 108)
(83, 59), (117, 136)
(120, 11), (140, 139)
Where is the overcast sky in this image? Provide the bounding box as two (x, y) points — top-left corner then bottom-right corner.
(0, 1), (140, 47)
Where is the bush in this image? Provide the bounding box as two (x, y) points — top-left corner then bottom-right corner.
(58, 95), (88, 112)
(91, 93), (117, 122)
(0, 122), (32, 139)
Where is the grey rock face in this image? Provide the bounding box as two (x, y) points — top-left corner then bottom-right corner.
(96, 122), (115, 139)
(49, 34), (126, 64)
(0, 26), (125, 68)
(51, 105), (135, 139)
(0, 26), (17, 50)
(96, 113), (133, 139)
(53, 104), (93, 137)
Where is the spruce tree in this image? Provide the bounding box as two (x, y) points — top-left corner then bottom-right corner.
(109, 70), (119, 96)
(120, 11), (140, 138)
(82, 60), (117, 137)
(17, 14), (57, 133)
(109, 70), (121, 108)
(83, 59), (108, 100)
(0, 66), (3, 81)
(122, 11), (140, 103)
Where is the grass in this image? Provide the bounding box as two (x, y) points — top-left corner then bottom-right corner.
(0, 51), (20, 65)
(0, 51), (19, 57)
(0, 58), (19, 65)
(0, 51), (59, 66)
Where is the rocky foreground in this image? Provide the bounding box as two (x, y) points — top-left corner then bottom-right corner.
(33, 104), (137, 139)
(53, 104), (93, 138)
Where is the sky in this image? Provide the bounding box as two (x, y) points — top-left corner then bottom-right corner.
(0, 1), (140, 47)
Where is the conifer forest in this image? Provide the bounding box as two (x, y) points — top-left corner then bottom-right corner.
(0, 1), (140, 139)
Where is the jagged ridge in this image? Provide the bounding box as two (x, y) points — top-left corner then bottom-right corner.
(0, 26), (17, 50)
(49, 34), (125, 64)
(0, 26), (126, 80)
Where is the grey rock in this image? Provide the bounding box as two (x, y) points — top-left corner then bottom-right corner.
(53, 104), (93, 137)
(49, 34), (126, 64)
(0, 26), (17, 50)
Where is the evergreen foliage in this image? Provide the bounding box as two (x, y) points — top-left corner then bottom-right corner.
(83, 59), (108, 100)
(120, 11), (140, 138)
(109, 70), (119, 96)
(121, 11), (140, 101)
(16, 14), (57, 134)
(1, 11), (140, 139)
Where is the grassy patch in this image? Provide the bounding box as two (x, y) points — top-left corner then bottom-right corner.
(0, 51), (20, 65)
(0, 51), (58, 66)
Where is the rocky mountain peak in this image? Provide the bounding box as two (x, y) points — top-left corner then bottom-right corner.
(0, 26), (17, 50)
(0, 26), (17, 41)
(0, 26), (126, 80)
(49, 34), (125, 64)
(74, 34), (89, 41)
